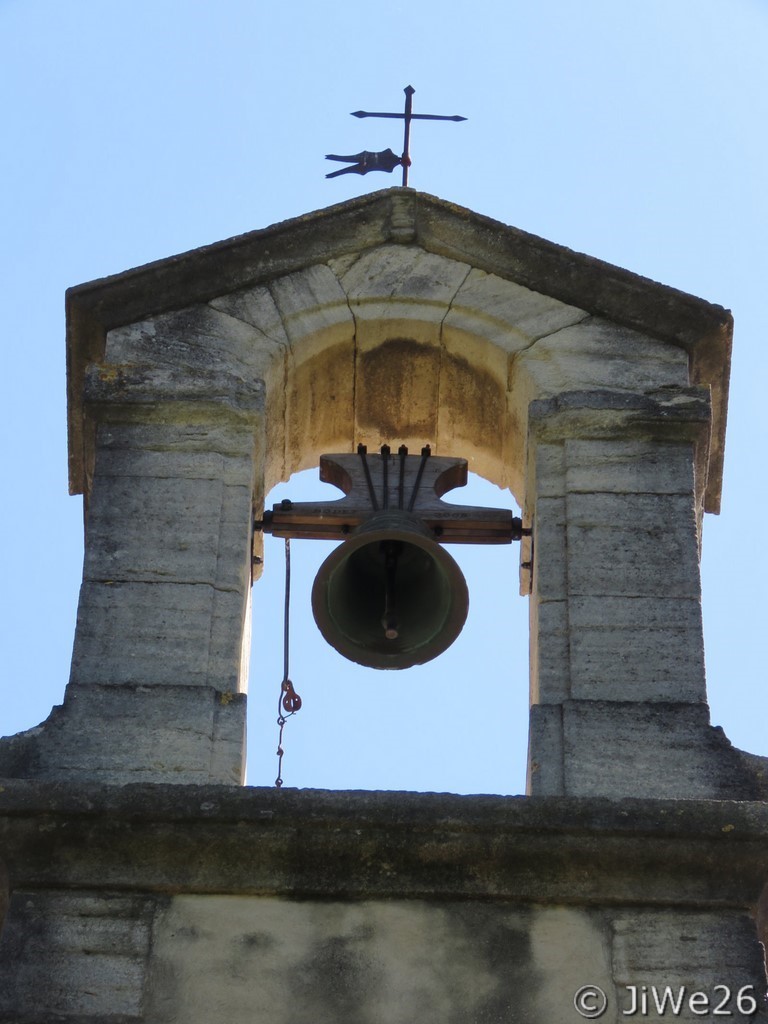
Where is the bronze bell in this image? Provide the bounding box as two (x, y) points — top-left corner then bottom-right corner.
(311, 511), (469, 670)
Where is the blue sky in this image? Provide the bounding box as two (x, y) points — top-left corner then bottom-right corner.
(2, 0), (767, 793)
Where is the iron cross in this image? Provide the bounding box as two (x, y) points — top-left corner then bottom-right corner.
(326, 85), (466, 187)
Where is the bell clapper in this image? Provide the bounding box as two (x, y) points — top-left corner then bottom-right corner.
(381, 539), (402, 640)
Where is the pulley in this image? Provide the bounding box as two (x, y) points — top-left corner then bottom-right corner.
(311, 511), (469, 670)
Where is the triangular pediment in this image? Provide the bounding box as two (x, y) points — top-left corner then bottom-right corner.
(66, 188), (731, 509)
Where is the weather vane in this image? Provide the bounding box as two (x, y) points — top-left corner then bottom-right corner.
(326, 85), (466, 187)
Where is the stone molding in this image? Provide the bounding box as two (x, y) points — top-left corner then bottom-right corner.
(2, 782), (768, 907)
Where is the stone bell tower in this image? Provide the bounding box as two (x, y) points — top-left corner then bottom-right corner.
(1, 189), (768, 1022)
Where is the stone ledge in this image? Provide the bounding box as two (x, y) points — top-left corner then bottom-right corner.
(1, 782), (767, 907)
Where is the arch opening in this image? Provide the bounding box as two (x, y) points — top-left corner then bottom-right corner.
(247, 247), (693, 794)
(249, 469), (528, 795)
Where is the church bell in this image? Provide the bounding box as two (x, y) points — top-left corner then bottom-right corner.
(260, 445), (523, 671)
(311, 511), (470, 670)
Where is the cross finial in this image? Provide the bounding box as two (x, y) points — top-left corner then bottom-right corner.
(326, 85), (466, 186)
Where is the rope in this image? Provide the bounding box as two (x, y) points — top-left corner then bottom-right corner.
(275, 538), (301, 787)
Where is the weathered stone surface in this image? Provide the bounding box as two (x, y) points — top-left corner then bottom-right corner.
(568, 597), (706, 702)
(528, 386), (712, 446)
(90, 445), (255, 485)
(437, 340), (510, 488)
(2, 783), (768, 903)
(611, 910), (766, 1021)
(529, 600), (569, 704)
(341, 244), (470, 348)
(527, 704), (565, 796)
(270, 263), (354, 348)
(565, 438), (696, 495)
(560, 702), (757, 799)
(3, 891), (764, 1023)
(517, 356), (702, 527)
(209, 285), (289, 486)
(527, 438), (566, 503)
(531, 496), (567, 602)
(82, 475), (249, 586)
(612, 908), (762, 977)
(524, 392), (711, 760)
(84, 361), (265, 418)
(0, 782), (763, 1021)
(530, 908), (615, 1023)
(70, 580), (247, 689)
(566, 492), (701, 598)
(94, 418), (260, 459)
(2, 783), (768, 1017)
(268, 265), (356, 472)
(140, 898), (630, 1024)
(209, 283), (289, 347)
(356, 336), (442, 446)
(340, 246), (467, 450)
(288, 337), (356, 474)
(106, 304), (267, 381)
(569, 625), (705, 702)
(0, 891), (155, 1020)
(58, 387), (256, 792)
(0, 686), (245, 784)
(443, 266), (589, 352)
(0, 860), (7, 936)
(146, 897), (543, 1024)
(514, 316), (689, 401)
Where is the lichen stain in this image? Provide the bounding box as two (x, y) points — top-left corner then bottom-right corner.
(441, 350), (505, 445)
(357, 339), (439, 437)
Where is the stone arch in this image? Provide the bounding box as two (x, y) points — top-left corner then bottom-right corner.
(206, 243), (689, 515)
(89, 234), (731, 796)
(8, 188), (741, 798)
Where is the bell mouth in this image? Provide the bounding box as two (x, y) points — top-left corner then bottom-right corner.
(311, 512), (469, 670)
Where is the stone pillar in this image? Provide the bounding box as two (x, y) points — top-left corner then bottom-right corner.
(2, 363), (262, 784)
(0, 859), (7, 939)
(526, 387), (748, 798)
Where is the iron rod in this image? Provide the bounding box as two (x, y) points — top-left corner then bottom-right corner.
(358, 443), (379, 511)
(381, 444), (390, 508)
(408, 445), (431, 512)
(402, 86), (414, 186)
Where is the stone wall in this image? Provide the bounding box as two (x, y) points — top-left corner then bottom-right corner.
(1, 784), (767, 1023)
(2, 191), (765, 1022)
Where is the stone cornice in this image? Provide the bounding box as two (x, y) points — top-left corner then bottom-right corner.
(1, 782), (764, 908)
